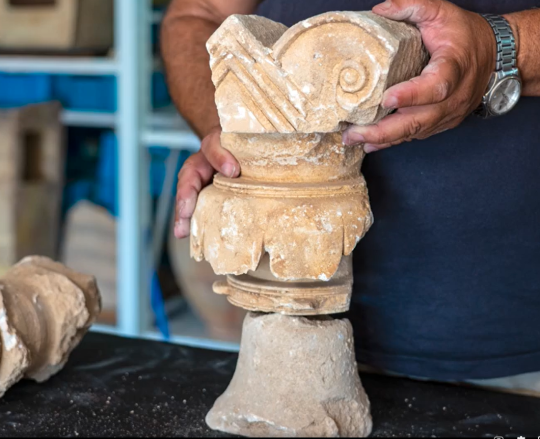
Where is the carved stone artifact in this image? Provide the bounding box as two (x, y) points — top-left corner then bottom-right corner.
(206, 313), (372, 437)
(191, 10), (427, 437)
(193, 11), (426, 314)
(0, 256), (101, 398)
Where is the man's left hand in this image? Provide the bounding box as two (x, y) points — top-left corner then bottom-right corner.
(343, 0), (497, 152)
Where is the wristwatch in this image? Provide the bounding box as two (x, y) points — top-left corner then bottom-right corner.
(475, 14), (521, 118)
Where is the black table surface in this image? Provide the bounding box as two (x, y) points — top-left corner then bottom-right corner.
(0, 333), (538, 437)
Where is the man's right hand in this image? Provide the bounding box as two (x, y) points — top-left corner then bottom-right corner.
(174, 126), (240, 239)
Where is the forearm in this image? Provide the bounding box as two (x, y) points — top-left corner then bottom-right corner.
(504, 10), (540, 96)
(161, 4), (221, 138)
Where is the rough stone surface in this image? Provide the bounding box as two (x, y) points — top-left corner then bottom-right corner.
(191, 133), (373, 283)
(0, 256), (101, 397)
(198, 12), (427, 437)
(206, 312), (372, 437)
(207, 11), (427, 134)
(192, 11), (427, 312)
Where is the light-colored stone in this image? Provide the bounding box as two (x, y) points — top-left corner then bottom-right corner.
(207, 11), (427, 134)
(213, 254), (353, 315)
(206, 312), (372, 437)
(196, 11), (428, 437)
(0, 256), (101, 397)
(191, 132), (373, 284)
(192, 11), (427, 313)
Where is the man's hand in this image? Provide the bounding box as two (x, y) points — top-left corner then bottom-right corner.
(342, 0), (497, 152)
(162, 0), (259, 239)
(174, 127), (240, 238)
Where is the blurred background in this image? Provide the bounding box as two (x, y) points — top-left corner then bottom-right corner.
(0, 0), (245, 350)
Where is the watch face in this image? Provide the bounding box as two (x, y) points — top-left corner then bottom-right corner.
(488, 77), (521, 115)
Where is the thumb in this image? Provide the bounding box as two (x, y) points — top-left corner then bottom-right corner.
(372, 0), (445, 25)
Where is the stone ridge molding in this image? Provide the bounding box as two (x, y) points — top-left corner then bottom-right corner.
(212, 254), (354, 315)
(207, 11), (427, 133)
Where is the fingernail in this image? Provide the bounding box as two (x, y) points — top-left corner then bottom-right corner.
(344, 131), (366, 146)
(174, 218), (190, 239)
(383, 95), (398, 109)
(364, 144), (379, 153)
(375, 0), (392, 11)
(221, 163), (236, 178)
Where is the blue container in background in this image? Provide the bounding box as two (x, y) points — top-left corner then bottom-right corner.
(152, 71), (171, 109)
(61, 127), (101, 217)
(96, 131), (118, 215)
(63, 180), (95, 215)
(0, 72), (170, 112)
(53, 72), (170, 112)
(54, 75), (117, 112)
(0, 73), (53, 107)
(95, 131), (188, 217)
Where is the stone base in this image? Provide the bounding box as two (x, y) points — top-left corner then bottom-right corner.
(206, 312), (372, 437)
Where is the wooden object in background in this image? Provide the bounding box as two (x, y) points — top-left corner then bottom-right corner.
(168, 213), (245, 343)
(0, 0), (113, 51)
(61, 200), (116, 321)
(0, 102), (64, 276)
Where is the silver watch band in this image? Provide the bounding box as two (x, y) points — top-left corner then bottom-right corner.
(481, 14), (517, 73)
